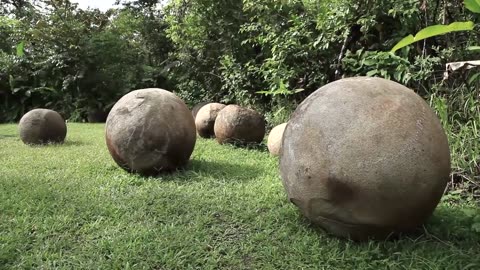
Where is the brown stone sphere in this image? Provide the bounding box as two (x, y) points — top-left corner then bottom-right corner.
(267, 123), (287, 156)
(105, 88), (196, 175)
(214, 105), (266, 145)
(195, 103), (226, 138)
(191, 101), (209, 120)
(19, 109), (67, 145)
(280, 77), (450, 241)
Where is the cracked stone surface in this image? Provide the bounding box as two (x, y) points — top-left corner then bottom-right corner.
(105, 88), (196, 175)
(19, 109), (67, 145)
(280, 77), (451, 240)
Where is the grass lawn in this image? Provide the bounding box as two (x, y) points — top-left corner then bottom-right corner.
(1, 123), (480, 269)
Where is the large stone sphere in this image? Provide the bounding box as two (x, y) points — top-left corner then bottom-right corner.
(191, 101), (209, 120)
(280, 77), (450, 240)
(267, 123), (287, 156)
(195, 103), (226, 138)
(105, 88), (196, 175)
(214, 105), (266, 145)
(19, 109), (67, 145)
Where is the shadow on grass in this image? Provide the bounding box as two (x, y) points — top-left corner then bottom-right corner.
(0, 134), (17, 139)
(154, 159), (264, 183)
(221, 141), (269, 152)
(302, 204), (480, 250)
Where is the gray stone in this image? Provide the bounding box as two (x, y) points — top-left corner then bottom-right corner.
(105, 88), (196, 175)
(19, 109), (67, 145)
(214, 105), (266, 145)
(267, 123), (287, 156)
(280, 77), (451, 240)
(195, 103), (226, 138)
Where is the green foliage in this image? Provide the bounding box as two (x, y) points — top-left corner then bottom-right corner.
(392, 0), (480, 53)
(465, 0), (480, 13)
(391, 22), (475, 53)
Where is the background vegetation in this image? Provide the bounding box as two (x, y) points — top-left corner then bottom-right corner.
(0, 1), (479, 194)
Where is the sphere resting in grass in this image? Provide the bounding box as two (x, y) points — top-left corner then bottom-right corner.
(191, 101), (209, 120)
(105, 88), (196, 175)
(214, 105), (266, 145)
(19, 108), (67, 145)
(195, 103), (226, 138)
(267, 123), (287, 156)
(280, 77), (450, 241)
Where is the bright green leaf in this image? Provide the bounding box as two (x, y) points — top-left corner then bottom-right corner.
(391, 22), (474, 53)
(465, 0), (480, 13)
(390, 35), (414, 53)
(16, 41), (24, 57)
(468, 46), (480, 51)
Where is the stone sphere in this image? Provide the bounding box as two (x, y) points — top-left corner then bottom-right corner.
(191, 101), (209, 120)
(280, 77), (450, 240)
(214, 105), (266, 145)
(105, 88), (196, 175)
(19, 109), (67, 145)
(195, 103), (226, 138)
(267, 123), (287, 156)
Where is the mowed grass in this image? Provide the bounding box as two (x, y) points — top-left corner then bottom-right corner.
(1, 123), (480, 270)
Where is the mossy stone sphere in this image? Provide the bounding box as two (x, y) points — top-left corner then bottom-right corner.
(105, 88), (196, 175)
(280, 77), (450, 240)
(214, 105), (266, 145)
(19, 109), (67, 145)
(267, 123), (287, 156)
(195, 103), (226, 138)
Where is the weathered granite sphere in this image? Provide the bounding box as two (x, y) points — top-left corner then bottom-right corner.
(105, 88), (196, 175)
(195, 103), (226, 138)
(214, 105), (266, 145)
(280, 77), (450, 240)
(267, 123), (287, 156)
(191, 101), (209, 120)
(19, 109), (67, 145)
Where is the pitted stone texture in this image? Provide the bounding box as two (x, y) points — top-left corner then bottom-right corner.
(105, 88), (196, 175)
(280, 77), (451, 241)
(191, 101), (209, 120)
(195, 103), (226, 138)
(214, 105), (266, 145)
(19, 109), (67, 145)
(267, 123), (287, 156)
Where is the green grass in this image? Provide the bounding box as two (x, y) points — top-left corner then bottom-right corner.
(1, 123), (480, 269)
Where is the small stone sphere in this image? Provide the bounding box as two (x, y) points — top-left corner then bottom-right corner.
(105, 88), (196, 175)
(280, 77), (451, 240)
(191, 101), (209, 120)
(214, 105), (266, 145)
(19, 109), (67, 145)
(195, 103), (226, 138)
(267, 123), (287, 156)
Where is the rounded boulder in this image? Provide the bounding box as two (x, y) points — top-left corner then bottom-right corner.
(19, 109), (67, 145)
(191, 101), (209, 120)
(214, 105), (266, 145)
(267, 123), (287, 156)
(195, 103), (226, 138)
(280, 77), (450, 240)
(105, 88), (196, 175)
